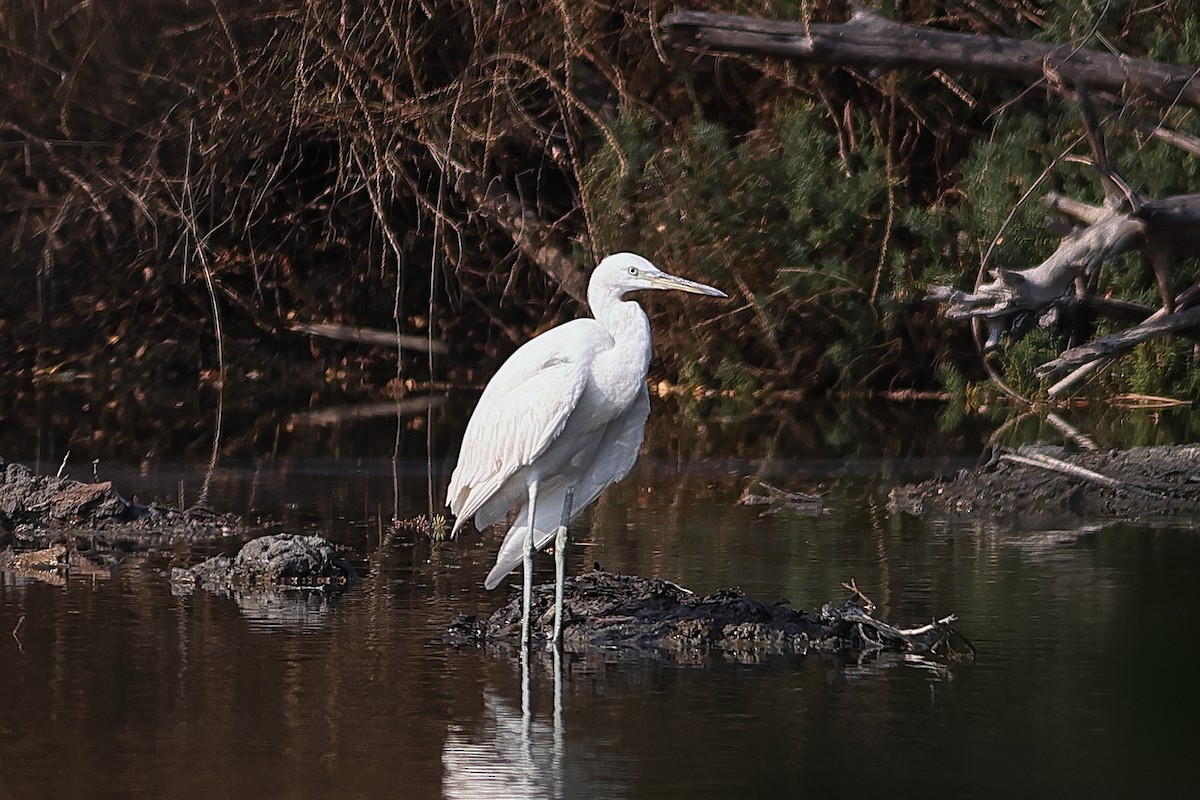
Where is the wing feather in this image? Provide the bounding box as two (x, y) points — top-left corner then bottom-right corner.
(483, 384), (650, 589)
(448, 320), (608, 533)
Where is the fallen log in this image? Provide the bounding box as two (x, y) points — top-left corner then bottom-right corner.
(288, 321), (448, 355)
(1036, 303), (1200, 377)
(664, 7), (1200, 398)
(924, 207), (1151, 347)
(661, 8), (1200, 109)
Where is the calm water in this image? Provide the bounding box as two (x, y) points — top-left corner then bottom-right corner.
(2, 399), (1200, 798)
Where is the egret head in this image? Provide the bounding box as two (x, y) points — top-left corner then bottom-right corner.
(589, 253), (728, 305)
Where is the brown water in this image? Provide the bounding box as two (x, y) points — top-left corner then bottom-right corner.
(3, 400), (1200, 798)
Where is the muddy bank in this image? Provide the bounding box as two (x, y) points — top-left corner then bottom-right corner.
(0, 458), (241, 551)
(446, 570), (966, 662)
(889, 444), (1200, 521)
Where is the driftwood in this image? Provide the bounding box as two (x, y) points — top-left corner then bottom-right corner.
(923, 207), (1151, 348)
(664, 7), (1200, 397)
(661, 8), (1200, 109)
(925, 191), (1200, 348)
(924, 88), (1200, 373)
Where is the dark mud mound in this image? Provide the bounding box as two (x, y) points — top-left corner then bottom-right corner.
(889, 444), (1200, 521)
(171, 533), (356, 593)
(0, 455), (238, 544)
(0, 459), (241, 550)
(1, 460), (132, 529)
(447, 571), (965, 662)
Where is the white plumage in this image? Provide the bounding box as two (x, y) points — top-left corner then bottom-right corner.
(447, 252), (726, 643)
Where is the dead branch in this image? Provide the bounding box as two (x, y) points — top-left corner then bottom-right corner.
(1042, 193), (1106, 226)
(1035, 302), (1200, 377)
(670, 5), (1200, 395)
(287, 321), (448, 355)
(661, 8), (1200, 109)
(1045, 283), (1200, 395)
(925, 209), (1147, 346)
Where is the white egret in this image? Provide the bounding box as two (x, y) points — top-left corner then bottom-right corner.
(447, 252), (726, 645)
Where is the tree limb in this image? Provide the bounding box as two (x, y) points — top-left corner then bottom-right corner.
(1036, 296), (1200, 377)
(661, 8), (1200, 109)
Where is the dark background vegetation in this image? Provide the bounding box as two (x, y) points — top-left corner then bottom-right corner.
(3, 0), (1199, 415)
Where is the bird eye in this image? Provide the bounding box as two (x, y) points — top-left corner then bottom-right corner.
(627, 266), (637, 276)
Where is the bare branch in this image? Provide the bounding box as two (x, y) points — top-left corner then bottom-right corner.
(662, 9), (1200, 109)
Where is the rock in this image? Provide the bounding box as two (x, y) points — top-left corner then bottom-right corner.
(446, 570), (965, 662)
(0, 461), (132, 526)
(0, 457), (242, 549)
(172, 533), (356, 593)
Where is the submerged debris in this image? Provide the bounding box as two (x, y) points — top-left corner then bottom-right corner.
(889, 444), (1200, 521)
(738, 481), (825, 515)
(171, 533), (356, 594)
(446, 570), (967, 662)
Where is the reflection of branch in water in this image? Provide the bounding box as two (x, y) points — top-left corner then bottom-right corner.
(738, 480), (824, 516)
(12, 614), (25, 652)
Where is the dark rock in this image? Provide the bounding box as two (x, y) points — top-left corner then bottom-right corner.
(0, 457), (243, 561)
(0, 462), (132, 526)
(446, 570), (965, 662)
(173, 533), (356, 593)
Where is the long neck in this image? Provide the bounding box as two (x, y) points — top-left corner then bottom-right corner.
(590, 287), (652, 389)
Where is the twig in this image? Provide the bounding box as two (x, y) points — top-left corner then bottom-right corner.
(841, 579), (876, 613)
(1047, 357), (1110, 399)
(1112, 393), (1191, 408)
(56, 450), (70, 479)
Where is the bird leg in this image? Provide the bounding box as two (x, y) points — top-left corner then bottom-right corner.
(552, 488), (575, 646)
(521, 480), (539, 647)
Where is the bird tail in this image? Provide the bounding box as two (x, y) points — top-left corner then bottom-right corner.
(483, 483), (577, 590)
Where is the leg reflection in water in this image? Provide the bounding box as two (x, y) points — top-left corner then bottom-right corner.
(443, 650), (633, 799)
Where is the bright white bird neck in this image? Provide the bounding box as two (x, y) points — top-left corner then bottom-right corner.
(588, 290), (653, 405)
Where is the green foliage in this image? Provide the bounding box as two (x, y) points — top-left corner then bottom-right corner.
(583, 101), (900, 389)
(675, 354), (762, 426)
(998, 328), (1060, 398)
(1108, 339), (1200, 398)
(6, 0), (1200, 404)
